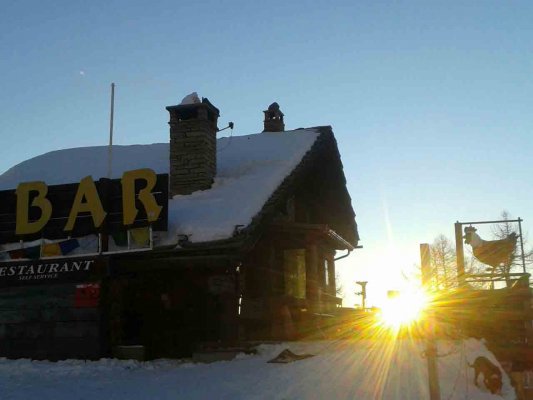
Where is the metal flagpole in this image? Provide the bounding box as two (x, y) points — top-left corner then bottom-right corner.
(102, 82), (115, 253)
(107, 82), (115, 179)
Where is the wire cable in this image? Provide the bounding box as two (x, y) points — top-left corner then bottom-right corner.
(217, 126), (234, 153)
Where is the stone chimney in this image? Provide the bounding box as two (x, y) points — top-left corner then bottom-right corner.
(166, 95), (219, 196)
(263, 102), (285, 132)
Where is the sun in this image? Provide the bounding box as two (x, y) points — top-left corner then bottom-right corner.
(378, 289), (428, 329)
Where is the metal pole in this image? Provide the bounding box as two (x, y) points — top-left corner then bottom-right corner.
(457, 218), (522, 225)
(107, 82), (115, 179)
(455, 222), (465, 287)
(518, 218), (526, 274)
(421, 243), (441, 400)
(101, 83), (115, 253)
(356, 281), (367, 310)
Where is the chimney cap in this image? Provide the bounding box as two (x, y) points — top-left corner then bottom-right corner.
(166, 97), (220, 119)
(264, 102), (284, 118)
(262, 101), (285, 132)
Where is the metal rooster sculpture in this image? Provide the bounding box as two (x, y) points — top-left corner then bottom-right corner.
(463, 226), (517, 271)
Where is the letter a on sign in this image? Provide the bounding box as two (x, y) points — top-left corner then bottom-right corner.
(64, 176), (107, 232)
(121, 169), (162, 225)
(15, 182), (53, 235)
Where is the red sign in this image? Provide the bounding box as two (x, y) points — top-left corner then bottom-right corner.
(75, 283), (100, 308)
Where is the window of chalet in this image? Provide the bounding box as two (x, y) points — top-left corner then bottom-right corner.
(283, 249), (306, 299)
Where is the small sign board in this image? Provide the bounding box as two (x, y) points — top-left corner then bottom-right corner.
(75, 283), (100, 308)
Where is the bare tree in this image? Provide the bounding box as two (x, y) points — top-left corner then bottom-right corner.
(430, 234), (456, 290)
(425, 234), (485, 290)
(491, 210), (533, 278)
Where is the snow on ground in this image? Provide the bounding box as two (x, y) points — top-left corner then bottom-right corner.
(0, 339), (514, 400)
(0, 129), (320, 245)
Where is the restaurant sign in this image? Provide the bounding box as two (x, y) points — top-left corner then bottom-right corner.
(0, 169), (168, 244)
(0, 256), (106, 287)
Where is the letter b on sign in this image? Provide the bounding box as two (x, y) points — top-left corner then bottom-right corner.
(15, 182), (53, 235)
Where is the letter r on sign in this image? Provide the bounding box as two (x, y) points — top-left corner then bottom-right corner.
(121, 169), (162, 225)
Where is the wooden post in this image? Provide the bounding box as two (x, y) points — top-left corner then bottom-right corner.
(421, 244), (432, 288)
(327, 254), (336, 297)
(306, 244), (319, 312)
(518, 218), (527, 274)
(421, 243), (441, 400)
(455, 222), (466, 287)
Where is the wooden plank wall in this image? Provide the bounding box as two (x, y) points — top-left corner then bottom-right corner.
(0, 283), (102, 360)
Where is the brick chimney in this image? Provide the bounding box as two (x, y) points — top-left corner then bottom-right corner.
(166, 96), (219, 196)
(263, 102), (285, 132)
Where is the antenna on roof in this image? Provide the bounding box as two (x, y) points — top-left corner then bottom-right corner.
(107, 82), (115, 179)
(217, 122), (234, 132)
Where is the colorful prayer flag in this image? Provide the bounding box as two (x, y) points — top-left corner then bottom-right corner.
(130, 227), (150, 247)
(23, 245), (40, 259)
(59, 239), (80, 255)
(8, 249), (25, 259)
(42, 243), (62, 257)
(112, 231), (128, 247)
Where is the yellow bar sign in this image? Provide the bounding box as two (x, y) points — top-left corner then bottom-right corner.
(0, 169), (168, 243)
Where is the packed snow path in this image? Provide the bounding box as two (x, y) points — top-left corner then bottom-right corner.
(0, 339), (513, 399)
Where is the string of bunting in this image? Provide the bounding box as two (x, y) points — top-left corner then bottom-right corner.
(0, 238), (80, 261)
(0, 226), (151, 261)
(111, 227), (150, 247)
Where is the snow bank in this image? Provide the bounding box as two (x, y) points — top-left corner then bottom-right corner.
(0, 339), (515, 400)
(0, 129), (319, 245)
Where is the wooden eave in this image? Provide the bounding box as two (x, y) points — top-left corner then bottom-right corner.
(238, 126), (359, 248)
(266, 221), (355, 251)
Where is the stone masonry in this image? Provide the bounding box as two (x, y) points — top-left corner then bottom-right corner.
(166, 99), (219, 197)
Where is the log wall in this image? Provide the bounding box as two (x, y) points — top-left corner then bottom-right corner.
(0, 283), (102, 360)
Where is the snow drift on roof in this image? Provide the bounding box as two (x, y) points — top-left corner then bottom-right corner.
(0, 129), (320, 244)
(180, 92), (201, 105)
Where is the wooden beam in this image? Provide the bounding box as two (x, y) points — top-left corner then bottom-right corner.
(455, 222), (466, 288)
(420, 243), (441, 400)
(267, 222), (356, 250)
(420, 243), (431, 286)
(306, 244), (319, 312)
(327, 253), (336, 297)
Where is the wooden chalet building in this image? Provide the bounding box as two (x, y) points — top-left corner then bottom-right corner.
(0, 96), (359, 360)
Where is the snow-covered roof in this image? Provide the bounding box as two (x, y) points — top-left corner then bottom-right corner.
(0, 129), (321, 245)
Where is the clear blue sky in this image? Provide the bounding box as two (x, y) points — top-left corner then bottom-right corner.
(1, 1), (532, 306)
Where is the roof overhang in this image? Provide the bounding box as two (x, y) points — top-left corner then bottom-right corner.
(267, 222), (357, 251)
